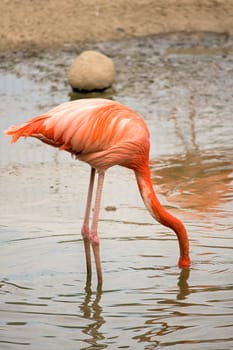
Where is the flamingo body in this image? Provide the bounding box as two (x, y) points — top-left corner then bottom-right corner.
(5, 98), (190, 286)
(7, 99), (149, 172)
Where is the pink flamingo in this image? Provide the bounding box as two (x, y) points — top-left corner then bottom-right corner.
(5, 98), (190, 286)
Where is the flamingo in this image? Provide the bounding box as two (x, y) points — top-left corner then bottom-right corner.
(5, 98), (190, 286)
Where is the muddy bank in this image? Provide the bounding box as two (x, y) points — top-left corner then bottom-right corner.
(1, 0), (233, 51)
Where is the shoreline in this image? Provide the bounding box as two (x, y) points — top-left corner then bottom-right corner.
(1, 0), (233, 52)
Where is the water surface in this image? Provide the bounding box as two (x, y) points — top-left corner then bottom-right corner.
(0, 33), (233, 349)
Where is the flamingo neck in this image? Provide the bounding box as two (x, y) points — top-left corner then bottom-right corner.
(134, 165), (190, 268)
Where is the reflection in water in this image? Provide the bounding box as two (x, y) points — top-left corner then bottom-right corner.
(80, 283), (105, 349)
(133, 269), (190, 348)
(79, 269), (190, 349)
(170, 95), (199, 153)
(151, 99), (233, 218)
(150, 150), (233, 218)
(177, 268), (190, 300)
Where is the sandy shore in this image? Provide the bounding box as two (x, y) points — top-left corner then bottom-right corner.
(1, 0), (233, 51)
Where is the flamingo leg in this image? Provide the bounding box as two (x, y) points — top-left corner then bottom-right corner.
(81, 167), (96, 281)
(89, 171), (105, 287)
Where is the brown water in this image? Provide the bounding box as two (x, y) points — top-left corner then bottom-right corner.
(0, 33), (233, 349)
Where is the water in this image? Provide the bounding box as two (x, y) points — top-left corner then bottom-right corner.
(0, 33), (233, 349)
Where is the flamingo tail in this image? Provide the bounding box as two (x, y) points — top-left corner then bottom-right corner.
(4, 115), (49, 143)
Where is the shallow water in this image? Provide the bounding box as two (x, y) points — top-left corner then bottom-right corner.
(0, 33), (233, 349)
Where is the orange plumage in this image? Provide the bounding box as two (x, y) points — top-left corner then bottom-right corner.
(5, 98), (190, 287)
(6, 99), (149, 171)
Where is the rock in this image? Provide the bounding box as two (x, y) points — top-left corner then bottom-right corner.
(68, 50), (115, 91)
